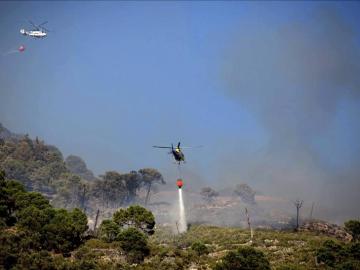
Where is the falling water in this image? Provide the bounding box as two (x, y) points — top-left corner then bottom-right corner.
(178, 188), (187, 233)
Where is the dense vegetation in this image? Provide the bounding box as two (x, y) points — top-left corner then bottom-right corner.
(214, 246), (271, 270)
(316, 240), (360, 269)
(0, 170), (89, 269)
(0, 124), (165, 214)
(1, 169), (360, 269)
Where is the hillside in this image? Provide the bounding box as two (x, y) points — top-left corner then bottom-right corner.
(149, 225), (343, 269)
(1, 167), (359, 270)
(0, 123), (165, 220)
(70, 223), (358, 270)
(1, 124), (359, 269)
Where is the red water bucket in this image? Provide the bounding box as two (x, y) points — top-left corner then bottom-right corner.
(176, 179), (183, 189)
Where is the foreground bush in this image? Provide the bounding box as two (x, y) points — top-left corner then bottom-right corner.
(214, 246), (270, 270)
(191, 241), (209, 256)
(0, 171), (88, 268)
(316, 239), (360, 269)
(345, 220), (360, 242)
(117, 227), (150, 264)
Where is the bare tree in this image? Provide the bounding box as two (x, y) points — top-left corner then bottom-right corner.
(293, 199), (304, 231)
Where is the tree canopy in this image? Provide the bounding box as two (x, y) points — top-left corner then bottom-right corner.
(113, 205), (155, 235)
(0, 125), (165, 214)
(0, 170), (88, 269)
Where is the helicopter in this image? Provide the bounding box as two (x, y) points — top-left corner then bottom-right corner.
(20, 21), (49, 39)
(153, 142), (201, 164)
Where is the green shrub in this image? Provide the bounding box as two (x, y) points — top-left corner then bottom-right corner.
(316, 239), (360, 269)
(347, 242), (360, 260)
(335, 260), (360, 270)
(98, 219), (120, 243)
(12, 251), (56, 270)
(214, 246), (270, 270)
(191, 241), (209, 256)
(84, 238), (112, 249)
(113, 205), (155, 235)
(316, 240), (344, 267)
(117, 227), (150, 264)
(345, 220), (360, 242)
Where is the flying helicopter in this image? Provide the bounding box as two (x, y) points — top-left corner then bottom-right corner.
(20, 21), (49, 39)
(153, 142), (201, 164)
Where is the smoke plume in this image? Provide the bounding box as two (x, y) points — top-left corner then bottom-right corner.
(221, 6), (360, 223)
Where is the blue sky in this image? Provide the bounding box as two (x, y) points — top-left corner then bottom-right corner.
(0, 2), (265, 173)
(1, 1), (360, 214)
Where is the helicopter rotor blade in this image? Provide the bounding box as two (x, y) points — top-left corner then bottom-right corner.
(38, 21), (48, 27)
(41, 26), (51, 32)
(153, 146), (172, 149)
(28, 20), (38, 29)
(179, 146), (203, 149)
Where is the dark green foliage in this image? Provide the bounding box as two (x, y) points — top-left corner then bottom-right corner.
(0, 230), (22, 269)
(191, 241), (209, 256)
(113, 205), (155, 235)
(15, 191), (51, 210)
(17, 206), (88, 253)
(12, 251), (56, 270)
(335, 260), (360, 270)
(0, 134), (67, 192)
(42, 208), (88, 253)
(17, 206), (54, 232)
(214, 246), (271, 270)
(317, 240), (344, 267)
(347, 242), (360, 260)
(345, 220), (360, 242)
(72, 246), (103, 270)
(0, 171), (88, 258)
(1, 125), (165, 213)
(117, 227), (150, 263)
(94, 205), (155, 264)
(0, 175), (28, 226)
(99, 219), (120, 243)
(316, 239), (360, 269)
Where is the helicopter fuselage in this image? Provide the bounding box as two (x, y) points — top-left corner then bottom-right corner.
(172, 148), (185, 163)
(20, 29), (47, 38)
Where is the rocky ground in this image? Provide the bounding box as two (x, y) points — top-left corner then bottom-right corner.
(300, 220), (353, 242)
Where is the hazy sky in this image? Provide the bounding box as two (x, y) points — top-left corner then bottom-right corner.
(1, 1), (360, 221)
